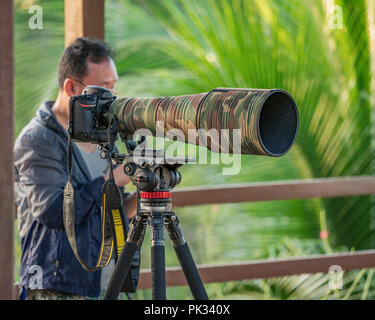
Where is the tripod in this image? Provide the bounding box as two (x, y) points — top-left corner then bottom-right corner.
(103, 147), (208, 300)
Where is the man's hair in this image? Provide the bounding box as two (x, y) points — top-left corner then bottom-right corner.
(57, 37), (113, 89)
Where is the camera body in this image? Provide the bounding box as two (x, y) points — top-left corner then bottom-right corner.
(69, 85), (115, 144)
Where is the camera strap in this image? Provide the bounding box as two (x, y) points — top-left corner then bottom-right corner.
(101, 154), (140, 293)
(63, 117), (139, 293)
(101, 161), (127, 262)
(63, 135), (126, 271)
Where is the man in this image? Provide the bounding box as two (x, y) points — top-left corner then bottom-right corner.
(14, 37), (137, 300)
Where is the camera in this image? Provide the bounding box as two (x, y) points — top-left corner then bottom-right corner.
(69, 85), (115, 144)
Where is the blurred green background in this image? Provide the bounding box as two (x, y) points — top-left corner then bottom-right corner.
(13, 0), (375, 299)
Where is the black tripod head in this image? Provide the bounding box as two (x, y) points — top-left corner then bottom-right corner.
(98, 131), (194, 193)
(122, 148), (191, 192)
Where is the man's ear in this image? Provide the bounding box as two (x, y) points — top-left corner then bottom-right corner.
(63, 78), (80, 97)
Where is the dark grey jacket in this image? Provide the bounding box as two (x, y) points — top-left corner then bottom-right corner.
(14, 101), (107, 297)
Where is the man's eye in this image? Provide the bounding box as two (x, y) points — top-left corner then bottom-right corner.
(103, 84), (113, 91)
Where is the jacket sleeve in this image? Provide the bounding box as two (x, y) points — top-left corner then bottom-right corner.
(14, 133), (104, 229)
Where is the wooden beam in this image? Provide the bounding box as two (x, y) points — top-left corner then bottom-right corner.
(64, 0), (105, 47)
(0, 0), (15, 300)
(137, 250), (375, 289)
(172, 176), (375, 207)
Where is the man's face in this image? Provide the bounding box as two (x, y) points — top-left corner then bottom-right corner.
(72, 57), (119, 95)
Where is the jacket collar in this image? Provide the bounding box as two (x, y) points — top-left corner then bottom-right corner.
(36, 101), (68, 138)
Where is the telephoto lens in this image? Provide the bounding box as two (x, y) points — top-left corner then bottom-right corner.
(109, 88), (299, 156)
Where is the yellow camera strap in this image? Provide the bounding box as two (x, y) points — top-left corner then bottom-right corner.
(101, 163), (127, 263)
(63, 135), (127, 271)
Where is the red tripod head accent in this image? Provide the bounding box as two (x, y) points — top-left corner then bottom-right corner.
(139, 191), (172, 199)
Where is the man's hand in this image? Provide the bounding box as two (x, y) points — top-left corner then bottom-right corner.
(105, 162), (130, 187)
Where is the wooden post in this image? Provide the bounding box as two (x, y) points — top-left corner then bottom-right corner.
(0, 0), (15, 300)
(64, 0), (105, 47)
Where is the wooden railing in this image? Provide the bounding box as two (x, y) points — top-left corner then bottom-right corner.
(137, 175), (375, 290)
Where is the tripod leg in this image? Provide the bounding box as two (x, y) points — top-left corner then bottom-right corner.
(104, 215), (146, 300)
(149, 212), (166, 300)
(166, 214), (209, 300)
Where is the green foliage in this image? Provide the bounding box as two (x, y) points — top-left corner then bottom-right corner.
(14, 0), (64, 137)
(13, 0), (375, 299)
(119, 0), (375, 299)
(126, 0), (375, 250)
(218, 238), (375, 300)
